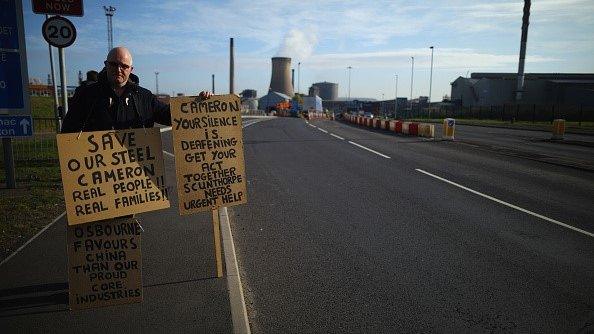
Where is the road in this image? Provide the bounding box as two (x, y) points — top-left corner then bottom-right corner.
(229, 117), (594, 333)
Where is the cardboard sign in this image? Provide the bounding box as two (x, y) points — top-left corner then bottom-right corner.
(57, 128), (170, 225)
(67, 218), (142, 310)
(170, 95), (247, 215)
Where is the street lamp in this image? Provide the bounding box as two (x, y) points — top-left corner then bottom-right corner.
(298, 62), (301, 95)
(429, 46), (434, 104)
(103, 6), (116, 53)
(394, 74), (398, 118)
(347, 66), (352, 101)
(410, 56), (414, 109)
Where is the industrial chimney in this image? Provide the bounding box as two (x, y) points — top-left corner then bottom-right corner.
(269, 57), (294, 97)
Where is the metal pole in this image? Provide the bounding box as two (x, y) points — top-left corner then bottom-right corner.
(2, 138), (16, 188)
(429, 46), (434, 104)
(104, 6), (116, 53)
(347, 66), (352, 101)
(229, 38), (234, 94)
(298, 62), (301, 95)
(516, 0), (531, 101)
(394, 74), (398, 118)
(154, 71), (159, 94)
(46, 14), (61, 132)
(212, 74), (215, 94)
(410, 56), (414, 109)
(58, 48), (68, 117)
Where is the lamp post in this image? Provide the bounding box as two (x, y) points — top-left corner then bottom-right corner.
(394, 74), (398, 118)
(381, 93), (385, 117)
(347, 66), (352, 101)
(429, 46), (434, 104)
(410, 56), (414, 109)
(103, 6), (116, 53)
(298, 62), (301, 94)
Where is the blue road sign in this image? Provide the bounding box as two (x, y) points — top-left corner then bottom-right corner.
(0, 52), (24, 109)
(0, 0), (19, 50)
(0, 115), (33, 137)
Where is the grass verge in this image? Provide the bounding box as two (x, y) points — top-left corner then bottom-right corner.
(0, 156), (64, 263)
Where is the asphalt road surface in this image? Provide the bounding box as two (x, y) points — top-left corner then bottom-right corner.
(229, 117), (594, 333)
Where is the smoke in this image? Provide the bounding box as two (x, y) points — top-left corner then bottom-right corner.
(276, 29), (318, 60)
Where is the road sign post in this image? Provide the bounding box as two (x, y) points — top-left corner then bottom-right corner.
(42, 15), (76, 126)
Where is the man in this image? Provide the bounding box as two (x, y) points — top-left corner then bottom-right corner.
(62, 47), (172, 133)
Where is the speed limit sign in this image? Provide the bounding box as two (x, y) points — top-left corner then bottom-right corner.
(42, 16), (77, 48)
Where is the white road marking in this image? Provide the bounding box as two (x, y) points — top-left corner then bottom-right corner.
(318, 128), (328, 133)
(220, 207), (251, 334)
(348, 141), (391, 159)
(330, 133), (344, 140)
(0, 212), (66, 267)
(415, 168), (594, 238)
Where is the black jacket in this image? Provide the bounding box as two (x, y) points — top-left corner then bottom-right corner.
(61, 71), (170, 133)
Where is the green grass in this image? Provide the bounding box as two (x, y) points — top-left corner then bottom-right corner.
(31, 96), (56, 118)
(0, 162), (64, 262)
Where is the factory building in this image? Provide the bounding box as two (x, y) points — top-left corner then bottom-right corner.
(258, 91), (291, 110)
(311, 82), (338, 101)
(451, 73), (594, 107)
(302, 96), (323, 112)
(241, 89), (257, 99)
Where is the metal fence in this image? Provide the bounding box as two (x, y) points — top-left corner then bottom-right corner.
(0, 117), (59, 163)
(399, 104), (594, 123)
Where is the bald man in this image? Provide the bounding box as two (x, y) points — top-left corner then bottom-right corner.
(61, 47), (171, 133)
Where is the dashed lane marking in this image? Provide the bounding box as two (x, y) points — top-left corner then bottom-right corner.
(348, 141), (391, 159)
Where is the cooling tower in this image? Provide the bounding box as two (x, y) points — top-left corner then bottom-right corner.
(269, 57), (294, 97)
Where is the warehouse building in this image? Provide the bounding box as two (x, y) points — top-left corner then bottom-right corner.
(451, 73), (594, 107)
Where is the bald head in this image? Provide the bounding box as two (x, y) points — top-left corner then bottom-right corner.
(105, 46), (134, 88)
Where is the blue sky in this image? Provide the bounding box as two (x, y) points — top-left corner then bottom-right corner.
(23, 0), (594, 101)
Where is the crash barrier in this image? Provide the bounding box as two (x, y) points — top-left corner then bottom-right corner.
(418, 123), (435, 138)
(342, 114), (435, 139)
(307, 112), (333, 120)
(443, 118), (455, 140)
(552, 119), (565, 140)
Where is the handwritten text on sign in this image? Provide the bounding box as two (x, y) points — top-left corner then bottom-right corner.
(67, 218), (142, 310)
(170, 95), (247, 215)
(57, 128), (170, 225)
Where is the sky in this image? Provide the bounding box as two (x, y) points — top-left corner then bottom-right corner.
(22, 0), (594, 101)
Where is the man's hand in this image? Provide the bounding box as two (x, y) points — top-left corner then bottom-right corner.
(198, 91), (213, 100)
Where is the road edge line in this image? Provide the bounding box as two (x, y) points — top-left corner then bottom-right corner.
(0, 211), (66, 267)
(220, 207), (251, 334)
(415, 168), (594, 238)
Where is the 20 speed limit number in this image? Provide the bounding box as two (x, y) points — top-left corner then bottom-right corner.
(42, 16), (77, 48)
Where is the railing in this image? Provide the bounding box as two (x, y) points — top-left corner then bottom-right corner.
(393, 104), (594, 124)
(1, 118), (59, 163)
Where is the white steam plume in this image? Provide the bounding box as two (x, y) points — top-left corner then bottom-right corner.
(276, 29), (318, 60)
